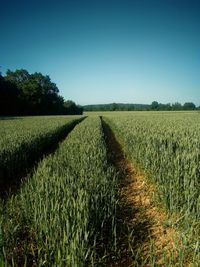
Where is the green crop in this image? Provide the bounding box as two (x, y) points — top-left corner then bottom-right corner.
(1, 117), (117, 266)
(1, 111), (200, 266)
(104, 111), (200, 263)
(0, 116), (82, 190)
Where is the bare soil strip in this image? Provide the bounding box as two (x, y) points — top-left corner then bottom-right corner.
(101, 118), (179, 266)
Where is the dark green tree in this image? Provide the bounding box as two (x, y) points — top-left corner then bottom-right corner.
(4, 69), (65, 115)
(63, 100), (83, 115)
(151, 101), (159, 110)
(183, 102), (196, 110)
(0, 74), (19, 115)
(171, 102), (182, 111)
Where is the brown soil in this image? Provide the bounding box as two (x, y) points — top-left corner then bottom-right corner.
(101, 118), (179, 266)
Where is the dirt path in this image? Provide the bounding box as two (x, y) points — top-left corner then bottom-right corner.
(101, 118), (178, 266)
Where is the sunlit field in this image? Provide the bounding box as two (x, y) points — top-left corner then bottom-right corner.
(0, 111), (199, 266)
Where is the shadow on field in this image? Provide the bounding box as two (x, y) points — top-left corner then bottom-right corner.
(0, 117), (86, 199)
(0, 116), (23, 120)
(101, 117), (153, 266)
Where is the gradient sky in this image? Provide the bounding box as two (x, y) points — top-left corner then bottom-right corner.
(0, 0), (199, 105)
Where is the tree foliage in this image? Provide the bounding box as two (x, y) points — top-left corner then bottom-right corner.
(63, 100), (83, 115)
(84, 103), (146, 111)
(84, 101), (197, 112)
(183, 102), (196, 110)
(0, 69), (83, 115)
(150, 101), (196, 111)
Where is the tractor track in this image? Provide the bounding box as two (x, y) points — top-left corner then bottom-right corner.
(101, 117), (179, 266)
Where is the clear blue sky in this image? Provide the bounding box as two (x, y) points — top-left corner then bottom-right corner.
(0, 0), (199, 105)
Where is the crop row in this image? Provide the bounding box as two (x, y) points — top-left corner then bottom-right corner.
(0, 116), (82, 191)
(103, 112), (200, 263)
(104, 112), (200, 219)
(0, 117), (117, 266)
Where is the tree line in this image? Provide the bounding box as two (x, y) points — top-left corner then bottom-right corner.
(84, 101), (198, 112)
(0, 69), (83, 116)
(1, 69), (198, 115)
